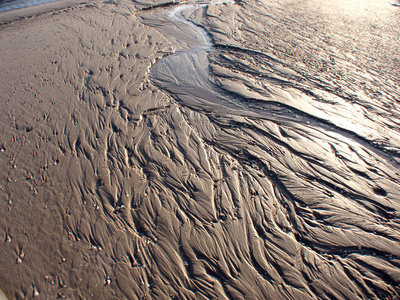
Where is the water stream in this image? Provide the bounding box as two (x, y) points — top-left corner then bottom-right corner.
(145, 1), (400, 297)
(149, 1), (314, 121)
(148, 0), (399, 162)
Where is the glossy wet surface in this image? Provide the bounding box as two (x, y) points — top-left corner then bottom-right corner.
(148, 0), (400, 298)
(0, 0), (399, 298)
(0, 0), (61, 12)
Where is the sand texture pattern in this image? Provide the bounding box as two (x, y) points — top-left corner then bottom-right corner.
(0, 0), (400, 299)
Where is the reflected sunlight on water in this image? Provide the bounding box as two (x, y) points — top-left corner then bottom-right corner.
(301, 0), (396, 16)
(0, 0), (61, 12)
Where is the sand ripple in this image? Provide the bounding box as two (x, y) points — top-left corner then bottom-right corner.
(0, 0), (399, 299)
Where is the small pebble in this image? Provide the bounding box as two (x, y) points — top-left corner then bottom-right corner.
(33, 286), (39, 297)
(4, 233), (11, 243)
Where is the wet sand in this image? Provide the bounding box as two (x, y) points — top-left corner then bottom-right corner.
(1, 0), (400, 299)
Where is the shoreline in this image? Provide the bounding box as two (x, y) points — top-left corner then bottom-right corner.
(0, 0), (64, 13)
(0, 0), (96, 25)
(0, 0), (191, 26)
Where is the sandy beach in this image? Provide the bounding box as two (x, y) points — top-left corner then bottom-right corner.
(0, 0), (400, 299)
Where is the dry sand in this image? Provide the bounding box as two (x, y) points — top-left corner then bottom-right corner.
(0, 0), (400, 299)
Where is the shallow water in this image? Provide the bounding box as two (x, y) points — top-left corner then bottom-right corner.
(0, 0), (61, 12)
(147, 0), (400, 298)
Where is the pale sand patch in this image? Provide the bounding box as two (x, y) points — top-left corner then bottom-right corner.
(0, 289), (7, 300)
